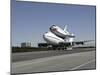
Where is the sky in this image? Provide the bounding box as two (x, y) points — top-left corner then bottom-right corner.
(11, 0), (96, 47)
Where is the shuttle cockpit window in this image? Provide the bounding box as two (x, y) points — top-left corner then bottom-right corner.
(52, 25), (56, 26)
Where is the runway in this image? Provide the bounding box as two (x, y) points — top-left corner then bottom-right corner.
(11, 48), (96, 74)
(12, 47), (95, 62)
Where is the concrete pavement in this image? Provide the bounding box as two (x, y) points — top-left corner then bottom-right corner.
(11, 48), (96, 74)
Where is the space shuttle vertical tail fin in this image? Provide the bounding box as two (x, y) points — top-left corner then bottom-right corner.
(64, 25), (67, 32)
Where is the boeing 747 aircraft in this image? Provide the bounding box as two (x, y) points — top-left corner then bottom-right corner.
(38, 25), (93, 50)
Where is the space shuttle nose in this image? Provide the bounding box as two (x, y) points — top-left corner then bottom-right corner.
(50, 26), (52, 29)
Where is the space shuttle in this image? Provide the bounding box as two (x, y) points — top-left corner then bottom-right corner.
(43, 25), (75, 45)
